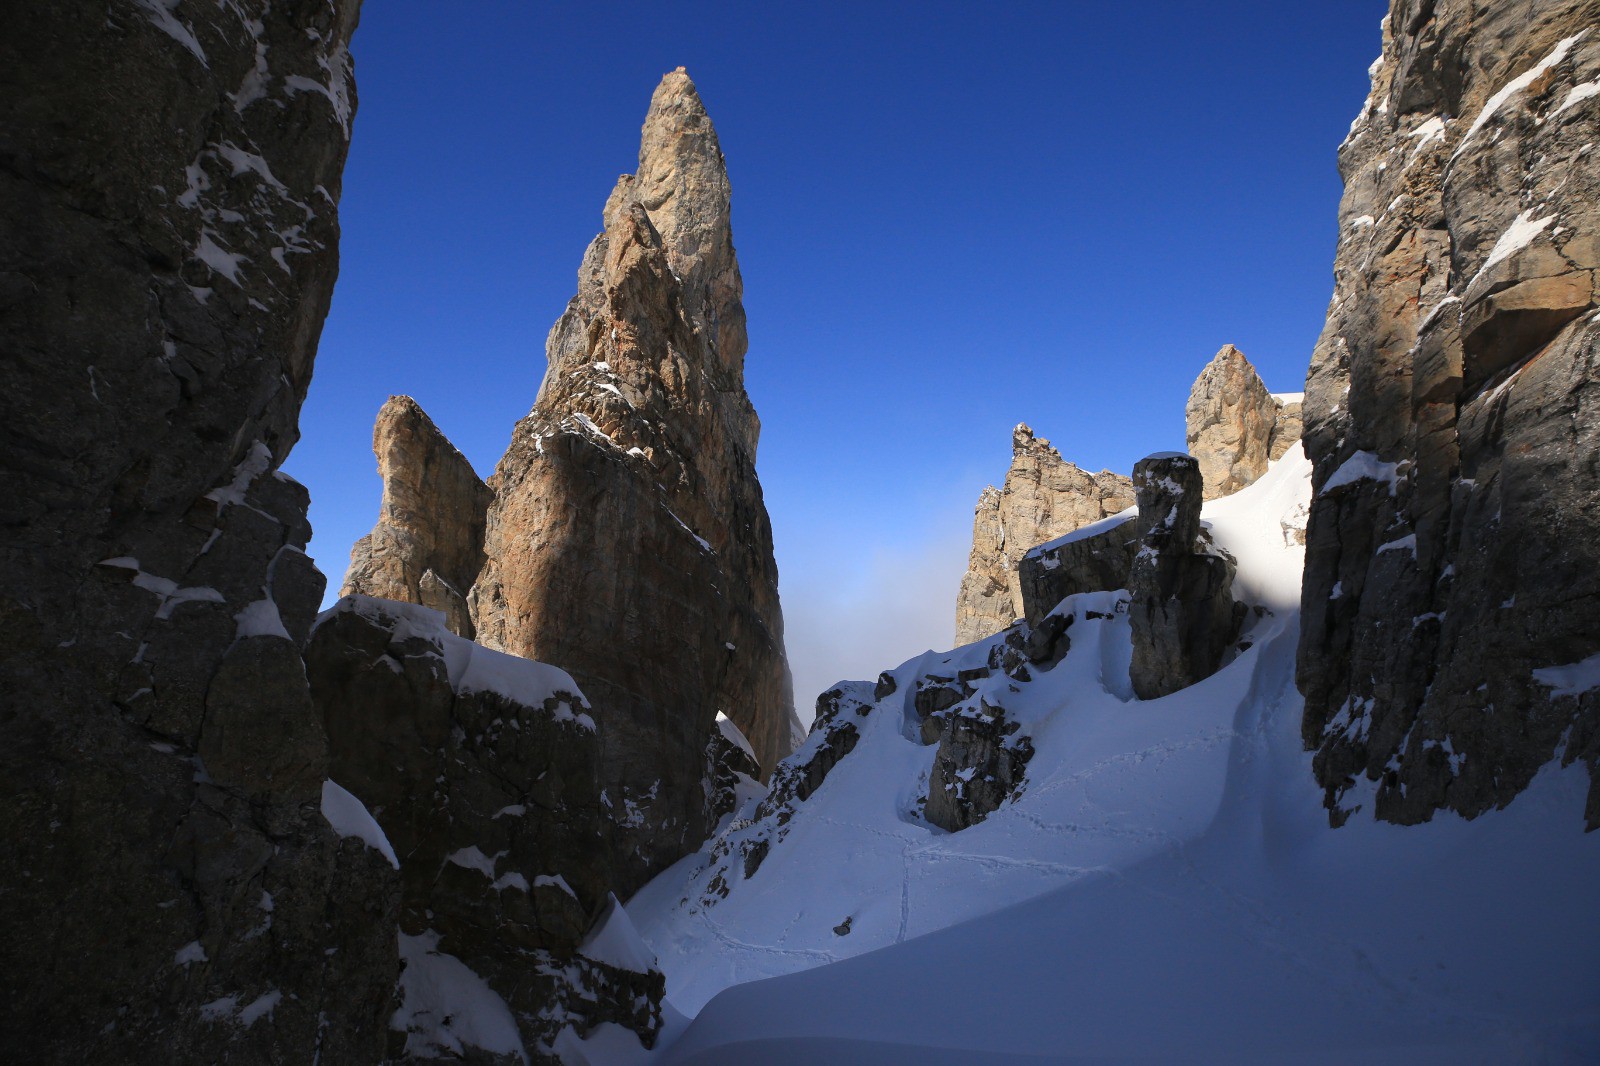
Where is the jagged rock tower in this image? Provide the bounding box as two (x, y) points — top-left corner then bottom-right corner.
(342, 395), (493, 639)
(1185, 344), (1302, 500)
(954, 425), (1134, 644)
(1299, 0), (1600, 828)
(353, 69), (795, 891)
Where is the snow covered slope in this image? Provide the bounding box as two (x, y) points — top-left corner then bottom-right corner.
(615, 452), (1598, 1063)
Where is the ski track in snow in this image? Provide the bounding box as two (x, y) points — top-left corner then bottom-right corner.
(605, 449), (1599, 1065)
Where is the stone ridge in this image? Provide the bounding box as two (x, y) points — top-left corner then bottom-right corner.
(954, 424), (1134, 644)
(469, 69), (796, 893)
(1297, 0), (1600, 829)
(342, 394), (493, 639)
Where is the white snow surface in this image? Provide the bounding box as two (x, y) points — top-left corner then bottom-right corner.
(320, 780), (399, 869)
(620, 451), (1599, 1064)
(579, 894), (658, 974)
(1319, 449), (1401, 495)
(1533, 652), (1600, 699)
(1024, 505), (1136, 558)
(714, 712), (757, 763)
(315, 596), (596, 728)
(1556, 78), (1600, 116)
(233, 597), (289, 641)
(1451, 30), (1589, 162)
(1473, 209), (1557, 285)
(394, 930), (526, 1063)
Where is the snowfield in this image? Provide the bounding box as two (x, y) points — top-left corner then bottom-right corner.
(591, 452), (1597, 1064)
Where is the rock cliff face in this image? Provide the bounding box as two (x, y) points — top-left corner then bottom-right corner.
(955, 424), (1134, 644)
(1186, 344), (1303, 499)
(466, 69), (795, 890)
(0, 3), (397, 1062)
(342, 395), (492, 638)
(1298, 0), (1600, 829)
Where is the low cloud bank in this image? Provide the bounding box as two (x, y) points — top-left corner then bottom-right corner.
(782, 534), (970, 728)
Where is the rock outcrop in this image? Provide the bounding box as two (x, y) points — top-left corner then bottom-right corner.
(465, 69), (794, 891)
(1298, 0), (1600, 828)
(304, 597), (663, 1057)
(0, 3), (398, 1063)
(1186, 344), (1303, 499)
(1018, 514), (1139, 627)
(1128, 454), (1243, 699)
(342, 396), (492, 638)
(955, 424), (1134, 644)
(925, 701), (1034, 833)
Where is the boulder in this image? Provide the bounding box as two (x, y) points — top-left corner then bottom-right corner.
(1018, 513), (1139, 626)
(304, 596), (664, 1057)
(924, 702), (1034, 833)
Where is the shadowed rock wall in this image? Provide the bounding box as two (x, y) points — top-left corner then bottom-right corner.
(1298, 0), (1600, 829)
(0, 2), (400, 1062)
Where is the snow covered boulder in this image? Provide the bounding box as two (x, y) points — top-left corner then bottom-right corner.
(1018, 511), (1139, 628)
(304, 595), (664, 1057)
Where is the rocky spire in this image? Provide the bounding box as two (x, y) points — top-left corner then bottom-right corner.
(1298, 0), (1600, 829)
(342, 395), (492, 639)
(954, 424), (1135, 644)
(1185, 344), (1300, 500)
(470, 69), (796, 891)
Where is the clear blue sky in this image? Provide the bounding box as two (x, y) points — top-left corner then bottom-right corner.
(286, 1), (1387, 713)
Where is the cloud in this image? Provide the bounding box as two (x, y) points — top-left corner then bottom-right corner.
(780, 532), (970, 728)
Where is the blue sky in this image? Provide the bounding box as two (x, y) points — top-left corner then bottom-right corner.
(287, 1), (1388, 712)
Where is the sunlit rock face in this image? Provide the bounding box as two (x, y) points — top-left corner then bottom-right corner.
(955, 424), (1134, 644)
(468, 69), (796, 892)
(342, 395), (492, 639)
(1298, 0), (1600, 829)
(1186, 344), (1302, 500)
(0, 2), (401, 1062)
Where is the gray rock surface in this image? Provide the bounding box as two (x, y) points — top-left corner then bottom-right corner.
(955, 424), (1134, 644)
(924, 701), (1034, 833)
(342, 396), (493, 639)
(1298, 0), (1600, 830)
(466, 69), (795, 893)
(0, 2), (401, 1062)
(304, 596), (663, 1057)
(1128, 454), (1243, 699)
